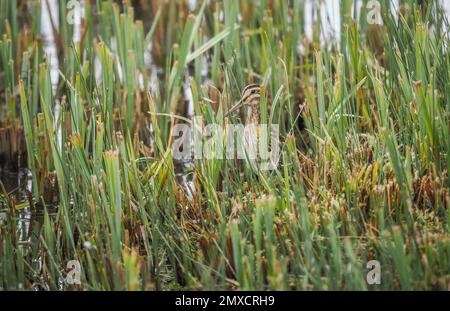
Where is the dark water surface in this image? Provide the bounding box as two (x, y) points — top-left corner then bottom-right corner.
(0, 169), (58, 244)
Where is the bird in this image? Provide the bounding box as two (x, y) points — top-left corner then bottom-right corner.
(225, 84), (265, 171)
(225, 83), (262, 125)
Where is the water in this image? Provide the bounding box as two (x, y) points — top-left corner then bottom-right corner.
(40, 0), (59, 95)
(0, 169), (32, 243)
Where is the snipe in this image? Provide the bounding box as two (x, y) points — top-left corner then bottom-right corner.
(225, 84), (266, 170)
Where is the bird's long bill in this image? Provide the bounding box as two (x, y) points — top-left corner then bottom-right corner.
(225, 98), (244, 117)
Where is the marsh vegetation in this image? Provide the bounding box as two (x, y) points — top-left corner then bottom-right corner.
(0, 0), (449, 290)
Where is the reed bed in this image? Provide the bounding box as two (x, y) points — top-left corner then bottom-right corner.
(0, 0), (449, 290)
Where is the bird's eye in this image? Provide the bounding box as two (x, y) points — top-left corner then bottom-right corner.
(251, 89), (256, 94)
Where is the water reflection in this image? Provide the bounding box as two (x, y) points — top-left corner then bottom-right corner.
(0, 169), (57, 245)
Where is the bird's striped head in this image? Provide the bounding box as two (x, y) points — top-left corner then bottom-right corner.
(241, 84), (262, 106)
(226, 84), (262, 116)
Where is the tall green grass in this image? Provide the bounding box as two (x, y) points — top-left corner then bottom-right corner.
(0, 0), (448, 290)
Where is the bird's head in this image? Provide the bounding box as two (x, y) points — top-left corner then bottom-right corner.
(226, 84), (262, 116)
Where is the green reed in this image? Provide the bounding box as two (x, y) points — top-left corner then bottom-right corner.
(0, 0), (448, 291)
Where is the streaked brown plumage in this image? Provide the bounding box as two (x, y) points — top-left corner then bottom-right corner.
(225, 84), (264, 171)
(226, 84), (262, 125)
